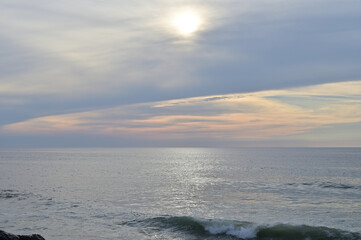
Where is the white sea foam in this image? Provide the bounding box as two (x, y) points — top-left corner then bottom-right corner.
(201, 220), (258, 239)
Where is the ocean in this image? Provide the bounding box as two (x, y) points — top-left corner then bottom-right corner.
(0, 148), (360, 240)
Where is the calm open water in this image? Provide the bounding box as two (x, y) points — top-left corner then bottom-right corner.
(0, 148), (360, 240)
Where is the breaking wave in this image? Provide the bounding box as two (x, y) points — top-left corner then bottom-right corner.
(122, 216), (361, 240)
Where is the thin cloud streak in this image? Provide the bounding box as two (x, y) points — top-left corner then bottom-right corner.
(3, 81), (361, 145)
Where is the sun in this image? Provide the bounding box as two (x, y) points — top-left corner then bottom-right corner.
(173, 10), (201, 36)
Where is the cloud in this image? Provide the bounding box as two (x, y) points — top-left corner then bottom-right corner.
(3, 81), (361, 146)
(1, 0), (361, 146)
(1, 0), (360, 98)
(0, 0), (207, 96)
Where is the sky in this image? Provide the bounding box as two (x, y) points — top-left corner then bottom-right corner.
(1, 0), (361, 147)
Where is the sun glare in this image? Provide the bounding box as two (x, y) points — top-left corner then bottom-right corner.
(173, 10), (201, 36)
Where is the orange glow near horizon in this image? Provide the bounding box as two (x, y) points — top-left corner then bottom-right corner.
(2, 81), (361, 143)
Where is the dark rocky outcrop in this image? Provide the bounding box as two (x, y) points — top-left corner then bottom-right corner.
(0, 230), (45, 240)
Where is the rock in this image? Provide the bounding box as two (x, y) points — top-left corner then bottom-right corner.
(0, 230), (45, 240)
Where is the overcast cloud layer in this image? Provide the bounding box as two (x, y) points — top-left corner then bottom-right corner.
(1, 0), (361, 147)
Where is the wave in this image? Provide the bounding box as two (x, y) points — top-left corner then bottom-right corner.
(287, 182), (361, 190)
(122, 216), (361, 240)
(0, 189), (30, 200)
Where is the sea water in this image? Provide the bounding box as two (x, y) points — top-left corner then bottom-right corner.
(0, 148), (360, 240)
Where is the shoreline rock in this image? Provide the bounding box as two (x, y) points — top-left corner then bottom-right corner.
(0, 230), (45, 240)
